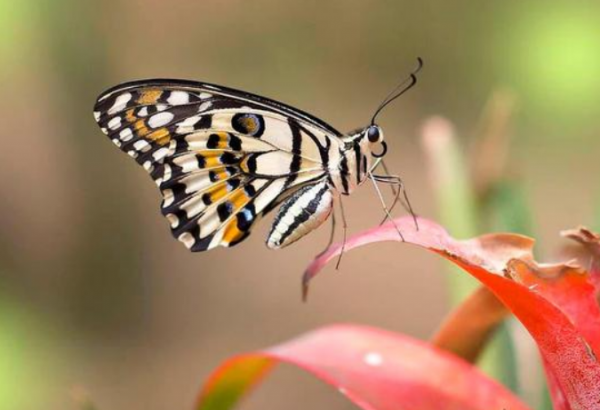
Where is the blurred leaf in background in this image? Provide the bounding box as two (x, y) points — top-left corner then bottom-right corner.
(507, 4), (600, 124)
(0, 284), (63, 409)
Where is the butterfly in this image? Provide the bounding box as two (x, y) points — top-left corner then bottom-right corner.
(93, 59), (422, 253)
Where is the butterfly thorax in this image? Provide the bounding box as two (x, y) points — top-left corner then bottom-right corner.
(329, 131), (372, 196)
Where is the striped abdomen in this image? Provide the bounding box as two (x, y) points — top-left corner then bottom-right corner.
(267, 181), (333, 249)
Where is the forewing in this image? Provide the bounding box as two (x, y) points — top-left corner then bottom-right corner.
(93, 80), (340, 251)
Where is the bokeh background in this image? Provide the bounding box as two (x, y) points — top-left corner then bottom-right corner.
(1, 1), (599, 409)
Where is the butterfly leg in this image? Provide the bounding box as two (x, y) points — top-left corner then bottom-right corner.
(372, 174), (419, 231)
(379, 160), (400, 214)
(316, 209), (337, 257)
(371, 159), (414, 225)
(370, 159), (404, 225)
(335, 197), (348, 270)
(368, 172), (406, 241)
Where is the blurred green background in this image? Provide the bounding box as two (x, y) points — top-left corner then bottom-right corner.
(0, 1), (599, 409)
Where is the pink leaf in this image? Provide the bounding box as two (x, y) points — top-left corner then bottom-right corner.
(196, 324), (530, 410)
(304, 217), (600, 410)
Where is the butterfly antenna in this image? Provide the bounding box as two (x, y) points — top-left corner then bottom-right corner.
(370, 57), (424, 125)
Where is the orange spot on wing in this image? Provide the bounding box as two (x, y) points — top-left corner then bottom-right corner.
(133, 119), (150, 137)
(204, 156), (222, 168)
(212, 132), (230, 149)
(222, 219), (245, 244)
(211, 169), (229, 181)
(229, 189), (250, 210)
(206, 182), (229, 202)
(125, 109), (137, 123)
(197, 150), (238, 168)
(198, 150), (224, 157)
(137, 90), (162, 105)
(147, 127), (171, 146)
(240, 117), (258, 134)
(239, 157), (250, 173)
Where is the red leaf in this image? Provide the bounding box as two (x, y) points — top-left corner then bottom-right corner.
(196, 324), (530, 410)
(561, 226), (600, 295)
(304, 217), (600, 410)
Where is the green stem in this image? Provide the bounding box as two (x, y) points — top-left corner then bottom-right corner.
(422, 117), (518, 391)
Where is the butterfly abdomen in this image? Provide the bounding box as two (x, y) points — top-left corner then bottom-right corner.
(267, 181), (333, 249)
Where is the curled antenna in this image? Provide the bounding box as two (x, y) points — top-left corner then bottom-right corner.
(370, 57), (424, 125)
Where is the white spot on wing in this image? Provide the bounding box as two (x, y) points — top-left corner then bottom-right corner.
(163, 164), (172, 181)
(148, 112), (174, 128)
(198, 101), (212, 112)
(108, 92), (132, 114)
(93, 111), (101, 122)
(138, 107), (149, 117)
(108, 116), (122, 130)
(166, 213), (179, 228)
(119, 128), (133, 141)
(153, 147), (169, 162)
(133, 140), (150, 152)
(162, 189), (174, 207)
(168, 91), (190, 105)
(178, 232), (195, 249)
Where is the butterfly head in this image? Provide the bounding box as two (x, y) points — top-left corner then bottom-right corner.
(365, 124), (387, 158)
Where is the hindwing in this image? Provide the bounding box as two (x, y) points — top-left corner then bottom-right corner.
(93, 80), (342, 251)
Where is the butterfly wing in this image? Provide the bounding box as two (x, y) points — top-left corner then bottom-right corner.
(93, 80), (342, 251)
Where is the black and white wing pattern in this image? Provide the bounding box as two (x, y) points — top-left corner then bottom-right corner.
(93, 80), (343, 251)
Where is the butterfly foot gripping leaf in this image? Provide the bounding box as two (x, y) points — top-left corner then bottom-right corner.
(93, 69), (421, 252)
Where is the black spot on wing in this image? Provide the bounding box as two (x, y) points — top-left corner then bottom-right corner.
(236, 204), (256, 232)
(228, 134), (242, 151)
(220, 152), (238, 165)
(207, 134), (220, 149)
(217, 202), (234, 222)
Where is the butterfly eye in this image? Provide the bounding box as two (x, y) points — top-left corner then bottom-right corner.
(367, 126), (380, 143)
